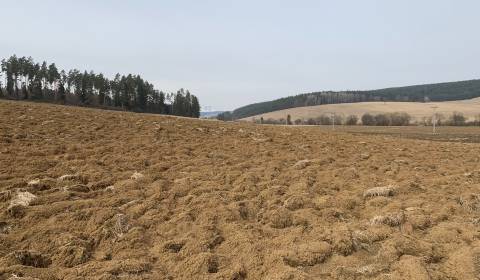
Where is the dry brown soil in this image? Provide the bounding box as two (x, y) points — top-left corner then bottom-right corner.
(1, 100), (480, 279)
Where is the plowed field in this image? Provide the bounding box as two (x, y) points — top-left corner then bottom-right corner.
(1, 100), (480, 279)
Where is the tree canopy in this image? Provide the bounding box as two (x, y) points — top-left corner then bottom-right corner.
(0, 55), (200, 118)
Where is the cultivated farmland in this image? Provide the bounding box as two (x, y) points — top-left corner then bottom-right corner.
(1, 100), (480, 279)
(243, 97), (480, 123)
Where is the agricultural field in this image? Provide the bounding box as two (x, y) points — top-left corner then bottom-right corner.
(243, 97), (480, 123)
(301, 125), (480, 143)
(1, 100), (480, 279)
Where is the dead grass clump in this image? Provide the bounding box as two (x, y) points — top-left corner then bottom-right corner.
(7, 191), (36, 217)
(52, 236), (92, 268)
(408, 214), (432, 230)
(293, 159), (311, 170)
(7, 276), (40, 280)
(26, 178), (55, 193)
(284, 195), (307, 210)
(6, 204), (26, 218)
(172, 178), (192, 197)
(27, 179), (40, 186)
(333, 229), (356, 256)
(55, 245), (91, 268)
(268, 208), (293, 229)
(352, 229), (390, 251)
(370, 212), (405, 227)
(10, 191), (37, 207)
(113, 214), (130, 238)
(164, 240), (186, 253)
(207, 255), (219, 273)
(282, 242), (332, 267)
(231, 265), (247, 280)
(9, 250), (51, 268)
(130, 171), (145, 180)
(63, 184), (91, 193)
(204, 230), (225, 250)
(89, 180), (114, 191)
(108, 259), (152, 276)
(363, 186), (395, 198)
(457, 194), (480, 212)
(0, 190), (12, 202)
(58, 174), (79, 181)
(0, 221), (11, 234)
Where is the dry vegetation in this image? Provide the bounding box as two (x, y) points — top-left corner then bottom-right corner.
(1, 100), (480, 279)
(243, 97), (480, 123)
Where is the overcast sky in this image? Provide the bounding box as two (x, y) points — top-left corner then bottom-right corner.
(2, 0), (480, 111)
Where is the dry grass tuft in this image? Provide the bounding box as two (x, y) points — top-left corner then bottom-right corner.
(363, 186), (395, 198)
(457, 194), (480, 212)
(27, 179), (40, 186)
(9, 191), (36, 207)
(370, 212), (405, 227)
(130, 171), (145, 180)
(113, 214), (130, 238)
(58, 174), (81, 182)
(293, 160), (311, 170)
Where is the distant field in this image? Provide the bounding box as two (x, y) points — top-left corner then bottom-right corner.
(284, 124), (480, 143)
(242, 97), (480, 122)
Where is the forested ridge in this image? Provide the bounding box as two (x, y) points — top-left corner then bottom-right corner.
(219, 79), (480, 120)
(0, 55), (200, 117)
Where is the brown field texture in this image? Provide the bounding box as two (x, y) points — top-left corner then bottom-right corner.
(1, 100), (480, 279)
(242, 97), (480, 122)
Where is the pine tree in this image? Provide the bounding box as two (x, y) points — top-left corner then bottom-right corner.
(57, 82), (66, 104)
(95, 73), (106, 105)
(48, 63), (60, 91)
(172, 90), (186, 116)
(136, 75), (147, 111)
(111, 73), (121, 107)
(185, 90), (192, 117)
(0, 55), (200, 118)
(191, 95), (200, 118)
(40, 61), (48, 98)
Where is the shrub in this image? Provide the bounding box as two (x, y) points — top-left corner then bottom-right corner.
(333, 114), (344, 125)
(345, 115), (358, 125)
(361, 113), (376, 125)
(473, 114), (480, 126)
(287, 114), (292, 125)
(389, 112), (411, 126)
(316, 114), (332, 125)
(374, 113), (390, 126)
(294, 119), (302, 125)
(448, 112), (466, 126)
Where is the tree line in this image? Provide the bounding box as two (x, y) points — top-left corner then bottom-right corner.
(0, 55), (200, 117)
(255, 111), (480, 126)
(219, 79), (480, 120)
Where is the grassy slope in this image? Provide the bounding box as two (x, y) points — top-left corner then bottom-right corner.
(232, 79), (480, 119)
(242, 97), (480, 121)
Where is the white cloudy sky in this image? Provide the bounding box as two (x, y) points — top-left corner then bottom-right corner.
(2, 0), (480, 110)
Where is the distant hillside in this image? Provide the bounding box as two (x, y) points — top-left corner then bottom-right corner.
(241, 97), (480, 123)
(221, 79), (480, 120)
(200, 111), (225, 118)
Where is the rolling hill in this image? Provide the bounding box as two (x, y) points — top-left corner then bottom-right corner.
(241, 97), (480, 123)
(200, 111), (225, 118)
(224, 79), (480, 120)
